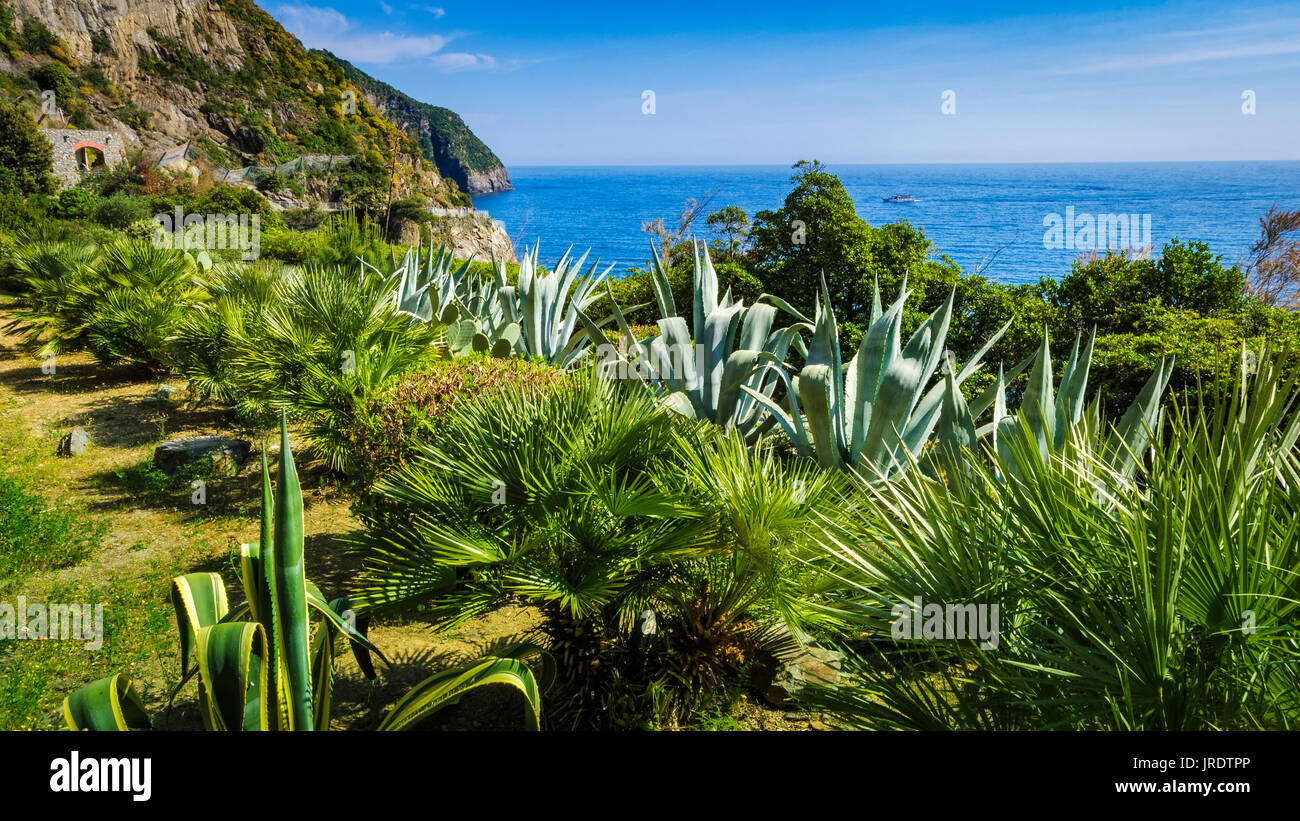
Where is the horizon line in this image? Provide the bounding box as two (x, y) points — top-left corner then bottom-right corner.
(489, 158), (1300, 169)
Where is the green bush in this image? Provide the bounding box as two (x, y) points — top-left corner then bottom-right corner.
(0, 98), (56, 196)
(260, 226), (326, 263)
(28, 60), (73, 107)
(52, 187), (99, 220)
(18, 17), (56, 55)
(0, 190), (50, 233)
(1052, 240), (1245, 333)
(346, 355), (566, 487)
(93, 193), (151, 229)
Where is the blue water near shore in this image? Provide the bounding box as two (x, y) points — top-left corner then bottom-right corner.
(472, 162), (1300, 285)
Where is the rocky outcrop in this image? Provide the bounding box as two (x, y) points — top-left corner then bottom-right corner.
(429, 214), (516, 264)
(5, 0), (505, 207)
(459, 165), (513, 195)
(323, 51), (512, 195)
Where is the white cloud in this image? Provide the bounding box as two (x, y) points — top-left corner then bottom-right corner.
(273, 3), (454, 63)
(421, 5), (446, 18)
(430, 52), (496, 71)
(380, 2), (393, 14)
(1063, 37), (1300, 74)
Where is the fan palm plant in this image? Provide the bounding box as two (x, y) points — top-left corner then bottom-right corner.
(217, 261), (445, 465)
(350, 370), (711, 726)
(5, 239), (204, 369)
(802, 346), (1300, 730)
(1, 239), (98, 353)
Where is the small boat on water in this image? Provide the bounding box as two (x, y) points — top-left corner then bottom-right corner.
(882, 194), (918, 203)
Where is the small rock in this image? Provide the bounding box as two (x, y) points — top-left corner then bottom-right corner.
(153, 436), (252, 475)
(57, 427), (90, 457)
(762, 645), (845, 708)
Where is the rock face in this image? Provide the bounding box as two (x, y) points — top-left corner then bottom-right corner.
(153, 437), (251, 475)
(761, 646), (844, 708)
(6, 0), (505, 206)
(460, 165), (513, 195)
(326, 52), (512, 195)
(58, 428), (90, 457)
(430, 214), (516, 264)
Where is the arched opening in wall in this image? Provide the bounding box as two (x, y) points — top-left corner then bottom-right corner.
(73, 142), (108, 173)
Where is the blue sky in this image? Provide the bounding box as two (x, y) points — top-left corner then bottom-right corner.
(260, 1), (1300, 165)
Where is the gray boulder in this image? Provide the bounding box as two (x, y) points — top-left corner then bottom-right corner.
(762, 645), (844, 708)
(57, 427), (90, 457)
(153, 436), (251, 475)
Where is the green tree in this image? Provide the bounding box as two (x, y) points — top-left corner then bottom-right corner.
(1054, 240), (1245, 334)
(747, 160), (876, 323)
(0, 99), (56, 196)
(29, 60), (73, 108)
(706, 205), (749, 258)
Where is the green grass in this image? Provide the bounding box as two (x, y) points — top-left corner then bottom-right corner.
(0, 407), (230, 730)
(0, 474), (106, 580)
(0, 570), (185, 730)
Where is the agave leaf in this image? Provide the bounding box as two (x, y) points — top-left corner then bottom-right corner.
(62, 674), (152, 731)
(271, 412), (313, 731)
(1105, 356), (1175, 477)
(377, 655), (544, 731)
(1022, 329), (1056, 460)
(195, 622), (269, 731)
(170, 572), (229, 679)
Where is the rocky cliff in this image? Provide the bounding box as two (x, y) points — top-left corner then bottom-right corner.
(324, 52), (512, 195)
(0, 0), (511, 206)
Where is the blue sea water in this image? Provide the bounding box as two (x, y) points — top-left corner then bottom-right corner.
(472, 162), (1300, 285)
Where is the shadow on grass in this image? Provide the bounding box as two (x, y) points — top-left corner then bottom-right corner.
(0, 351), (149, 396)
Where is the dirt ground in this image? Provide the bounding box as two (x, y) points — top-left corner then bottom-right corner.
(0, 314), (812, 731)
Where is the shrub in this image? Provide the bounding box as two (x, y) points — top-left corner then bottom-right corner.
(347, 356), (566, 486)
(93, 193), (151, 229)
(0, 190), (50, 233)
(52, 187), (99, 220)
(28, 60), (73, 107)
(259, 226), (326, 263)
(18, 17), (56, 55)
(0, 98), (56, 196)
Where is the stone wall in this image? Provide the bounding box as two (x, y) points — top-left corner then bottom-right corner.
(39, 129), (126, 188)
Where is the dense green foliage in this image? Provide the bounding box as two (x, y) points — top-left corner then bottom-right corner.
(0, 98), (55, 197)
(9, 156), (1299, 732)
(802, 349), (1300, 730)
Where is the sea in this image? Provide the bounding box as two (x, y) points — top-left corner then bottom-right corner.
(471, 162), (1300, 285)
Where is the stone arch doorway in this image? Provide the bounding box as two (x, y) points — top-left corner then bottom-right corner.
(72, 141), (107, 172)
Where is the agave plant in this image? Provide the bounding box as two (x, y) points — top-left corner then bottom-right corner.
(747, 276), (1010, 474)
(494, 242), (615, 369)
(952, 328), (1176, 479)
(802, 346), (1300, 730)
(385, 239), (522, 358)
(580, 242), (810, 441)
(62, 417), (549, 731)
